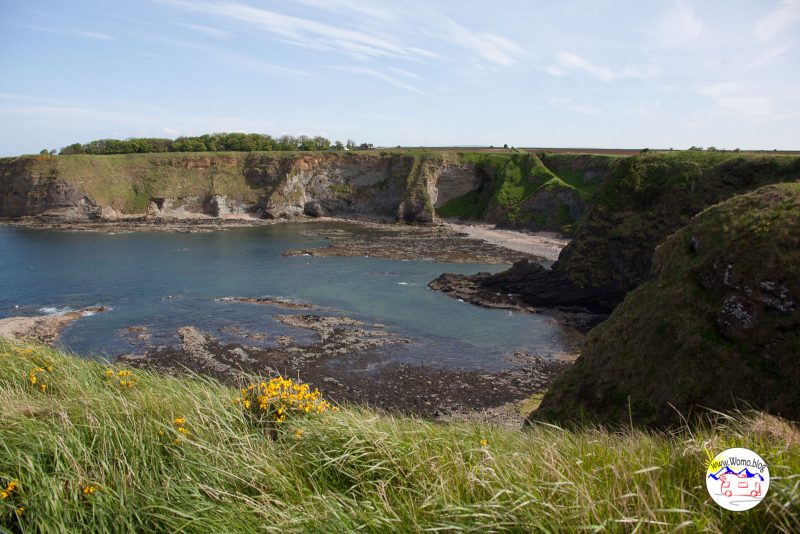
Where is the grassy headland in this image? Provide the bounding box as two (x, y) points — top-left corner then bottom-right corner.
(1, 341), (798, 532)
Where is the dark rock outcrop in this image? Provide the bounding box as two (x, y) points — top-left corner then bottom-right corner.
(531, 183), (800, 427)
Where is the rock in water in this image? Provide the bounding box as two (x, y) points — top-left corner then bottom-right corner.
(531, 183), (800, 427)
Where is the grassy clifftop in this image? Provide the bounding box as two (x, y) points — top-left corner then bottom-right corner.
(534, 183), (800, 427)
(1, 341), (799, 532)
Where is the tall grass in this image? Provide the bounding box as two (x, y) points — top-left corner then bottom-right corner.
(1, 341), (798, 532)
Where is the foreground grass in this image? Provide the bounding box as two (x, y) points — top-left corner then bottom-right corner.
(1, 342), (798, 532)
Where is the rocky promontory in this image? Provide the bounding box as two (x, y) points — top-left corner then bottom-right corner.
(531, 183), (800, 427)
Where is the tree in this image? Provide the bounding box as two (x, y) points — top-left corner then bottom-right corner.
(346, 139), (356, 150)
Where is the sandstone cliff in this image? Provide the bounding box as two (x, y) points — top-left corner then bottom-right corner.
(0, 152), (484, 224)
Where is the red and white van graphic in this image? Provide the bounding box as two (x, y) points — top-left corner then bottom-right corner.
(719, 473), (762, 498)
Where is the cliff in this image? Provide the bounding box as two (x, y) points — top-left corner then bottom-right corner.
(0, 150), (612, 231)
(531, 183), (800, 427)
(444, 152), (800, 313)
(0, 151), (487, 224)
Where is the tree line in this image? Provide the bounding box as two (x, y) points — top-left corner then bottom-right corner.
(58, 133), (372, 155)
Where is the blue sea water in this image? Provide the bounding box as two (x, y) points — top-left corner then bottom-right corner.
(0, 223), (581, 371)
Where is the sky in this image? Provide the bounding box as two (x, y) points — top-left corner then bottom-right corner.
(0, 0), (799, 155)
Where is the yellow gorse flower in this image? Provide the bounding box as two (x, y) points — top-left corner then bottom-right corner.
(0, 480), (16, 500)
(82, 485), (99, 496)
(104, 367), (137, 388)
(28, 367), (50, 392)
(236, 376), (335, 425)
(480, 439), (489, 447)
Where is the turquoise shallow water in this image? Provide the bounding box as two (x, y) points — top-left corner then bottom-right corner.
(0, 223), (580, 371)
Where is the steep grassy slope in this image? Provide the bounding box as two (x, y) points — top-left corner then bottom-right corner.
(533, 183), (800, 427)
(436, 152), (616, 233)
(2, 341), (799, 532)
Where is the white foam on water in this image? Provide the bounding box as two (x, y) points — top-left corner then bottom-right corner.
(38, 306), (74, 316)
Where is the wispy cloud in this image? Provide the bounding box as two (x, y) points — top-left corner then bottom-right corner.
(546, 52), (653, 82)
(14, 22), (113, 41)
(175, 23), (232, 38)
(330, 66), (423, 93)
(745, 40), (793, 70)
(433, 14), (520, 67)
(157, 0), (437, 61)
(71, 30), (113, 41)
(548, 96), (600, 116)
(652, 0), (703, 48)
(697, 83), (775, 120)
(755, 0), (800, 40)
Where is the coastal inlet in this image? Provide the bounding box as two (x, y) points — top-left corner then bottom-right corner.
(0, 221), (582, 422)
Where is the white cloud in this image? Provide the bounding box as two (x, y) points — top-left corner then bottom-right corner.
(157, 0), (437, 61)
(697, 82), (740, 98)
(546, 52), (654, 82)
(548, 96), (600, 116)
(716, 96), (774, 119)
(697, 83), (775, 120)
(554, 52), (614, 81)
(175, 23), (232, 38)
(70, 30), (113, 40)
(330, 66), (423, 93)
(653, 0), (703, 47)
(746, 40), (793, 70)
(435, 15), (521, 67)
(755, 0), (800, 41)
(15, 23), (113, 41)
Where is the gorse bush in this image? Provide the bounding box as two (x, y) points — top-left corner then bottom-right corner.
(1, 340), (799, 532)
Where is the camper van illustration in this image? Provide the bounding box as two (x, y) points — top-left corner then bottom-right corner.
(719, 472), (762, 498)
(708, 466), (765, 498)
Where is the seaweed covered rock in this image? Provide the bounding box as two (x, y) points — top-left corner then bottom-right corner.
(532, 183), (800, 427)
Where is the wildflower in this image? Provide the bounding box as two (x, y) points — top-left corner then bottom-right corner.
(15, 506), (25, 516)
(173, 438), (181, 446)
(173, 417), (186, 425)
(480, 439), (489, 447)
(294, 429), (304, 440)
(40, 384), (47, 392)
(157, 430), (164, 437)
(82, 485), (99, 496)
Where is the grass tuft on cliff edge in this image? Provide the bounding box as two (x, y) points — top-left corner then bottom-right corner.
(1, 341), (799, 532)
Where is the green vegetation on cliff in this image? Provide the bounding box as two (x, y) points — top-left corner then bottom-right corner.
(534, 183), (800, 427)
(436, 152), (614, 232)
(2, 341), (799, 532)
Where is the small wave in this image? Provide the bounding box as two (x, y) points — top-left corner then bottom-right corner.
(38, 306), (74, 316)
(397, 282), (409, 286)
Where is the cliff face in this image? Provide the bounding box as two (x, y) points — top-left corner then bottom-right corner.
(436, 152), (614, 233)
(532, 183), (800, 427)
(479, 153), (800, 312)
(0, 152), (482, 223)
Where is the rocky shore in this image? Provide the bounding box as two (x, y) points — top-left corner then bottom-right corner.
(282, 223), (542, 264)
(0, 306), (108, 345)
(116, 314), (570, 426)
